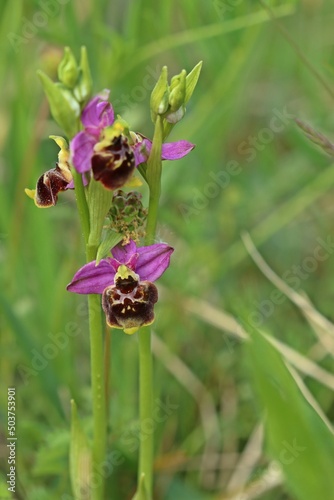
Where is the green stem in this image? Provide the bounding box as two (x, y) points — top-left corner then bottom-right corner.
(86, 243), (106, 500)
(145, 192), (160, 244)
(138, 327), (153, 497)
(145, 116), (163, 244)
(73, 172), (107, 500)
(73, 170), (90, 242)
(87, 289), (106, 500)
(136, 117), (163, 499)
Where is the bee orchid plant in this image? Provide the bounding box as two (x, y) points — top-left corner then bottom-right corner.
(26, 46), (201, 500)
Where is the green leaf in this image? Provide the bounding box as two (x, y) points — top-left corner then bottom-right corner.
(246, 329), (334, 500)
(33, 430), (69, 476)
(70, 400), (92, 500)
(150, 65), (169, 122)
(0, 292), (64, 419)
(37, 71), (80, 139)
(87, 179), (113, 247)
(184, 61), (202, 105)
(96, 230), (123, 265)
(132, 473), (148, 500)
(0, 476), (11, 499)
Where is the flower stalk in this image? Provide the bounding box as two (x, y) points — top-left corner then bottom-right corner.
(72, 170), (90, 243)
(136, 116), (164, 499)
(87, 291), (106, 500)
(72, 150), (107, 500)
(76, 191), (107, 500)
(145, 116), (163, 245)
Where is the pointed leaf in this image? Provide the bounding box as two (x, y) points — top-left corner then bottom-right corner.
(70, 400), (91, 500)
(37, 71), (80, 139)
(88, 178), (113, 247)
(132, 473), (148, 500)
(246, 329), (334, 500)
(96, 230), (123, 265)
(184, 61), (202, 105)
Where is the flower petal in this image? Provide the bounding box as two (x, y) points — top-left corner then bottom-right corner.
(136, 243), (174, 282)
(67, 259), (115, 294)
(81, 92), (114, 129)
(133, 138), (195, 166)
(111, 240), (138, 263)
(70, 131), (97, 173)
(66, 173), (89, 189)
(132, 138), (151, 166)
(161, 140), (195, 160)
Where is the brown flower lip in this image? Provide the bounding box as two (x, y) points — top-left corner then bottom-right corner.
(34, 164), (70, 208)
(102, 279), (158, 331)
(91, 135), (135, 190)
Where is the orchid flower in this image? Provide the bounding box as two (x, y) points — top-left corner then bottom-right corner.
(70, 90), (195, 190)
(25, 136), (73, 208)
(67, 240), (173, 334)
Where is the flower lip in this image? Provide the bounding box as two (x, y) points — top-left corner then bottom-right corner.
(26, 164), (71, 208)
(91, 135), (136, 190)
(102, 280), (158, 334)
(67, 240), (174, 295)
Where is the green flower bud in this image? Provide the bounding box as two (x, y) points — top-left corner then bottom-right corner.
(164, 62), (202, 127)
(165, 105), (185, 124)
(57, 47), (79, 89)
(168, 70), (186, 112)
(150, 66), (169, 123)
(37, 70), (80, 138)
(73, 46), (93, 106)
(164, 70), (187, 124)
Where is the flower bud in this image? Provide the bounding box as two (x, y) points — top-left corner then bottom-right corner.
(73, 46), (93, 106)
(58, 47), (79, 89)
(164, 69), (186, 124)
(168, 69), (186, 112)
(150, 66), (169, 123)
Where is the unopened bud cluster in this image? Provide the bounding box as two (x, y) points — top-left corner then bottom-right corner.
(107, 190), (148, 244)
(150, 62), (202, 125)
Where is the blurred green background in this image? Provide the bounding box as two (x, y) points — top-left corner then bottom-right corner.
(1, 0), (334, 498)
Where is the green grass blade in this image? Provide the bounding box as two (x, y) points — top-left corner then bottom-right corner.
(246, 328), (334, 500)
